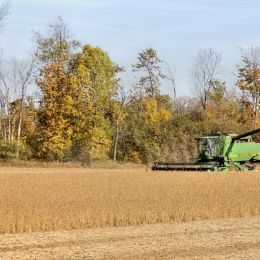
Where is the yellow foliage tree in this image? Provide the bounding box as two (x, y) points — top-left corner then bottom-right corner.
(69, 44), (117, 161)
(125, 96), (172, 163)
(36, 64), (75, 160)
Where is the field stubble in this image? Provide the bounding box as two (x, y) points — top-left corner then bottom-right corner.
(0, 167), (260, 234)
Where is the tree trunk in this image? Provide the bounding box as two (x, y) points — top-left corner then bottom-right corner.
(17, 87), (26, 158)
(113, 119), (119, 162)
(253, 97), (258, 129)
(16, 101), (24, 158)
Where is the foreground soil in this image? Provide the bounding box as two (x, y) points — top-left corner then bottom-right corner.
(1, 217), (260, 259)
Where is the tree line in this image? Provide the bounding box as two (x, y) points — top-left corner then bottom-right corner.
(0, 7), (259, 164)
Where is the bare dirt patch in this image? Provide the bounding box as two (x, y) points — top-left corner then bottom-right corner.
(1, 217), (260, 259)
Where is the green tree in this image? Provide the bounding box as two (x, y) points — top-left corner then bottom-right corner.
(132, 48), (165, 98)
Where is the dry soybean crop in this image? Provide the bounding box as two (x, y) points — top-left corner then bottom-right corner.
(0, 167), (260, 234)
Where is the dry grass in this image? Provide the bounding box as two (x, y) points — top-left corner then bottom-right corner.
(0, 159), (143, 169)
(0, 168), (260, 234)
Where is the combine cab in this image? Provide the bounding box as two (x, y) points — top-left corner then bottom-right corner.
(152, 128), (260, 172)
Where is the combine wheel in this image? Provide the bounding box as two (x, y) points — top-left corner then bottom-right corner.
(244, 162), (256, 171)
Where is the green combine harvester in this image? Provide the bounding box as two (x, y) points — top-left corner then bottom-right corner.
(152, 128), (260, 172)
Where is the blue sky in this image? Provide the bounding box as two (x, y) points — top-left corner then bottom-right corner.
(1, 0), (260, 96)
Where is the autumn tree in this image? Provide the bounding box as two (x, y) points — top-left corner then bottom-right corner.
(69, 44), (117, 162)
(237, 46), (260, 128)
(190, 48), (223, 110)
(121, 94), (173, 163)
(116, 48), (173, 163)
(202, 80), (249, 133)
(34, 17), (79, 160)
(36, 64), (76, 160)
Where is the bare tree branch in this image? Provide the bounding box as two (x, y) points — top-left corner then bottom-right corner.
(165, 62), (177, 104)
(190, 48), (223, 110)
(0, 1), (10, 29)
